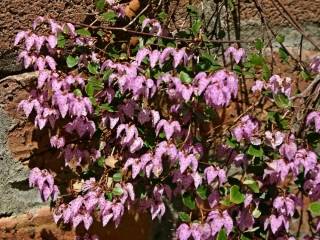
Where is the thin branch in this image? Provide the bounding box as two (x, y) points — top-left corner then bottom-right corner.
(61, 18), (252, 44)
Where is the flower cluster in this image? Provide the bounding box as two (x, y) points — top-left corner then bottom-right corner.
(14, 5), (320, 240)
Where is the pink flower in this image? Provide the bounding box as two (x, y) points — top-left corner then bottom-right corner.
(208, 190), (220, 208)
(141, 18), (163, 36)
(264, 159), (290, 183)
(135, 48), (150, 66)
(46, 35), (57, 49)
(264, 214), (289, 234)
(265, 131), (284, 149)
(176, 224), (191, 240)
(238, 208), (254, 231)
(267, 75), (291, 97)
(204, 70), (238, 108)
(65, 117), (96, 138)
(310, 56), (320, 73)
(14, 31), (28, 46)
(204, 166), (227, 185)
(149, 50), (161, 68)
(156, 119), (181, 140)
(251, 80), (264, 93)
(224, 46), (246, 64)
(273, 196), (296, 217)
(232, 115), (259, 143)
(279, 134), (297, 161)
(29, 167), (59, 201)
(306, 111), (320, 132)
(50, 135), (65, 149)
(206, 210), (233, 236)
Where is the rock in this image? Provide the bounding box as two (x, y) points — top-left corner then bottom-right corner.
(0, 50), (24, 79)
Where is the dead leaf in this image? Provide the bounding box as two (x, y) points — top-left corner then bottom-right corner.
(72, 180), (84, 193)
(105, 155), (118, 168)
(125, 0), (140, 18)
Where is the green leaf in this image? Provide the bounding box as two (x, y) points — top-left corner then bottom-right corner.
(255, 38), (264, 50)
(146, 37), (157, 46)
(300, 70), (311, 81)
(112, 172), (122, 182)
(186, 5), (199, 17)
(243, 179), (260, 193)
(157, 11), (168, 23)
(247, 145), (264, 158)
(309, 201), (320, 217)
(182, 194), (196, 210)
(248, 54), (265, 66)
(191, 19), (202, 36)
(220, 198), (232, 207)
(230, 185), (245, 204)
(279, 47), (288, 62)
(85, 77), (104, 97)
(73, 88), (83, 97)
(105, 192), (113, 201)
(112, 187), (124, 196)
(267, 111), (289, 130)
(97, 157), (105, 167)
(88, 62), (99, 74)
(274, 93), (291, 108)
(100, 103), (116, 112)
(196, 185), (208, 200)
(76, 28), (91, 37)
(66, 55), (79, 68)
(276, 34), (285, 44)
(103, 70), (113, 81)
(226, 137), (238, 149)
(101, 10), (117, 23)
(262, 64), (271, 80)
(217, 229), (227, 240)
(227, 0), (235, 10)
(57, 33), (66, 48)
(241, 235), (251, 240)
(95, 0), (105, 11)
(159, 132), (166, 139)
(179, 71), (193, 84)
(178, 212), (191, 222)
(252, 207), (261, 218)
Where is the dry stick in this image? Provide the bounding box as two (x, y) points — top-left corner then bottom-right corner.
(290, 74), (320, 100)
(296, 192), (304, 238)
(272, 0), (320, 51)
(299, 35), (304, 63)
(231, 1), (250, 107)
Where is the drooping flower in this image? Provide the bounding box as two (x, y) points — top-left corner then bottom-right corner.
(232, 115), (259, 144)
(279, 134), (297, 161)
(306, 111), (320, 132)
(224, 46), (246, 64)
(206, 210), (233, 236)
(204, 166), (227, 185)
(141, 18), (163, 36)
(265, 131), (284, 149)
(310, 56), (320, 73)
(29, 167), (59, 201)
(156, 119), (181, 140)
(251, 80), (265, 93)
(267, 75), (291, 97)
